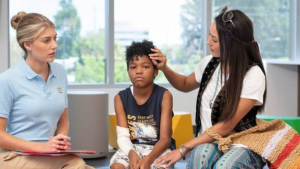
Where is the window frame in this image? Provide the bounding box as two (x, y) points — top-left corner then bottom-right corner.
(294, 0), (300, 62)
(0, 0), (9, 73)
(1, 0), (299, 89)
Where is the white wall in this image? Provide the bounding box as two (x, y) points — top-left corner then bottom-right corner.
(265, 63), (300, 116)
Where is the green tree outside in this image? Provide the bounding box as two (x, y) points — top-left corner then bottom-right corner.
(52, 0), (291, 84)
(72, 54), (105, 83)
(180, 0), (204, 61)
(54, 0), (81, 59)
(214, 0), (291, 59)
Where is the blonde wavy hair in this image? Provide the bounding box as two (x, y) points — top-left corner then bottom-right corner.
(11, 12), (55, 58)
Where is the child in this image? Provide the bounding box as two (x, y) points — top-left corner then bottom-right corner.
(110, 40), (176, 169)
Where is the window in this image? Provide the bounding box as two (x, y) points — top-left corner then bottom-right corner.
(9, 0), (105, 83)
(114, 0), (205, 83)
(213, 0), (293, 60)
(7, 0), (297, 85)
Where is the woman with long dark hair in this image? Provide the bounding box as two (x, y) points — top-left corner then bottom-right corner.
(150, 6), (267, 168)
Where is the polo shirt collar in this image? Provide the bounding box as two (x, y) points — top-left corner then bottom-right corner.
(20, 59), (57, 80)
(48, 62), (57, 78)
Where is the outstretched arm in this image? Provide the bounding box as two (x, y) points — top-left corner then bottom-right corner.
(154, 98), (257, 167)
(149, 48), (199, 93)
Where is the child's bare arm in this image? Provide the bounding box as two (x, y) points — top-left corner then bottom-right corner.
(139, 90), (173, 168)
(115, 94), (128, 128)
(114, 94), (141, 168)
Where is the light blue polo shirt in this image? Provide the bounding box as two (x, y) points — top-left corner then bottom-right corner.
(0, 59), (68, 142)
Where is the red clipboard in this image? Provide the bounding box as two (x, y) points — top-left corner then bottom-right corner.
(14, 150), (96, 156)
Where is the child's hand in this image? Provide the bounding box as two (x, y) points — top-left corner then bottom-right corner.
(136, 156), (152, 169)
(128, 150), (140, 169)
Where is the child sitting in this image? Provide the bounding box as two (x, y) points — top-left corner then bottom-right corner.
(110, 40), (176, 169)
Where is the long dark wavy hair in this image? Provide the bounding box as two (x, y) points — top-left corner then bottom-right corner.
(215, 7), (267, 121)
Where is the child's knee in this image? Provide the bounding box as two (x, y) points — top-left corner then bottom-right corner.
(110, 163), (125, 169)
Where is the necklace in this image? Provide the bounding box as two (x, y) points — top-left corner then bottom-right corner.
(209, 66), (221, 109)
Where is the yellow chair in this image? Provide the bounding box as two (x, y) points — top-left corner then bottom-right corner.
(108, 111), (194, 149)
(172, 111), (194, 148)
(108, 112), (119, 149)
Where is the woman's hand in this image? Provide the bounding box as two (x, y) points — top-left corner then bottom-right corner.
(42, 134), (71, 151)
(153, 149), (181, 168)
(128, 150), (141, 169)
(149, 47), (167, 71)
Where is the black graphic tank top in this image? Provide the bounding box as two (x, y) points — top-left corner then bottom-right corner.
(118, 84), (176, 150)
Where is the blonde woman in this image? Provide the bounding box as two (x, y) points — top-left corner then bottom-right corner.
(0, 12), (93, 169)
